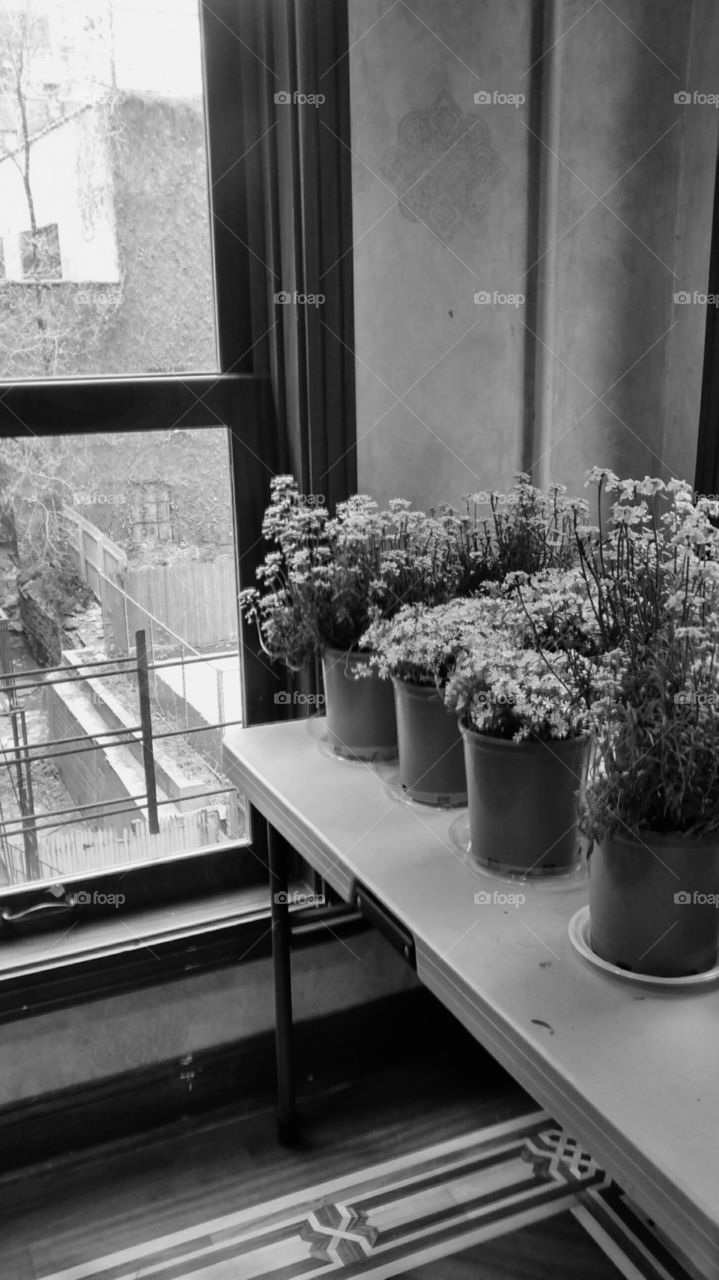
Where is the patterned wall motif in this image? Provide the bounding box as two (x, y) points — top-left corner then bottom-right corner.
(381, 89), (503, 240)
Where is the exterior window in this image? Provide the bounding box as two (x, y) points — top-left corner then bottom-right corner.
(0, 0), (261, 918)
(0, 0), (217, 378)
(20, 222), (61, 280)
(0, 427), (245, 892)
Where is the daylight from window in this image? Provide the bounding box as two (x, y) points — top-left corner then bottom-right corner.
(0, 428), (245, 891)
(0, 0), (217, 378)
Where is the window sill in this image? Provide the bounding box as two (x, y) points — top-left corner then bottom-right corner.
(0, 887), (272, 1023)
(0, 885), (366, 1024)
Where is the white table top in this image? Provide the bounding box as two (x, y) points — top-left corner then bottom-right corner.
(224, 719), (719, 1279)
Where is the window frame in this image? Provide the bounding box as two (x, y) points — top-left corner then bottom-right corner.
(0, 0), (357, 964)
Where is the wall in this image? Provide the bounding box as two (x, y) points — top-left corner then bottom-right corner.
(0, 94), (215, 380)
(46, 678), (148, 833)
(0, 931), (418, 1105)
(350, 0), (532, 509)
(350, 0), (719, 505)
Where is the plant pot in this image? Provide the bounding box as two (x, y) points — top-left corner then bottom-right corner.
(321, 646), (397, 761)
(460, 723), (588, 877)
(392, 678), (467, 806)
(589, 831), (719, 977)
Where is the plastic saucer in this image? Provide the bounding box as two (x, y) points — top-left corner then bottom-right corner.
(448, 812), (589, 889)
(373, 760), (467, 811)
(306, 713), (398, 765)
(568, 906), (719, 989)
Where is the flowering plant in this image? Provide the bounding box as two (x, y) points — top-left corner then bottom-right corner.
(361, 597), (492, 688)
(239, 477), (494, 670)
(469, 473), (584, 580)
(443, 568), (605, 740)
(573, 471), (719, 840)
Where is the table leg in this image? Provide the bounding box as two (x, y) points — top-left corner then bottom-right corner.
(267, 822), (299, 1143)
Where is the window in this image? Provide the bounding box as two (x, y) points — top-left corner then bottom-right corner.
(0, 0), (267, 933)
(0, 0), (357, 947)
(0, 0), (217, 377)
(20, 222), (61, 281)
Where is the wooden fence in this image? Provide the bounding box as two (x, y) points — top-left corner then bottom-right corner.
(64, 509), (127, 594)
(103, 556), (237, 655)
(0, 803), (242, 884)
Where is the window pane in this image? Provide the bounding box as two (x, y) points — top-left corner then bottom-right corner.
(0, 427), (247, 894)
(0, 0), (217, 378)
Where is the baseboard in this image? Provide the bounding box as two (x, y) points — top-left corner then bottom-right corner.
(0, 986), (486, 1174)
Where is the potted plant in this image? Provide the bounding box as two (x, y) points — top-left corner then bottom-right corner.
(241, 478), (485, 759)
(444, 569), (600, 876)
(362, 598), (491, 806)
(575, 471), (719, 977)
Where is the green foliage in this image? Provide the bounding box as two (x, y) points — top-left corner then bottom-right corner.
(576, 472), (719, 840)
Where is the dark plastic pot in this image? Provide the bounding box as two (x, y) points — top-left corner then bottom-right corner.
(461, 722), (588, 876)
(321, 647), (397, 761)
(589, 831), (719, 977)
(393, 678), (467, 806)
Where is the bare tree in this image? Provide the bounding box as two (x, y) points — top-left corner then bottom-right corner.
(0, 1), (122, 378)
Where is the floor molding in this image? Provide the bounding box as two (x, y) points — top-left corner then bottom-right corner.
(36, 1110), (696, 1280)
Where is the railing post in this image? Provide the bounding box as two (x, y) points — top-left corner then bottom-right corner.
(136, 629), (160, 835)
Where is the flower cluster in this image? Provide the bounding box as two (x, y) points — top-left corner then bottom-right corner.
(442, 570), (606, 741)
(361, 597), (491, 688)
(239, 477), (494, 668)
(468, 473), (585, 580)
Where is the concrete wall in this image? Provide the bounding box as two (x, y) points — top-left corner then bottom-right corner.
(46, 678), (147, 833)
(350, 0), (719, 504)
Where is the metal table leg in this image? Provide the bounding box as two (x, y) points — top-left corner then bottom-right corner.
(267, 822), (299, 1143)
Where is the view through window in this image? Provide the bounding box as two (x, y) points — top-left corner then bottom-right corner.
(0, 428), (245, 892)
(0, 0), (217, 379)
(0, 0), (249, 897)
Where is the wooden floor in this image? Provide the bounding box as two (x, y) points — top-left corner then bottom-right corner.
(0, 1049), (694, 1280)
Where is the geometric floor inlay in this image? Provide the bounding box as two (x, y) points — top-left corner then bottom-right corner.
(37, 1111), (697, 1280)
